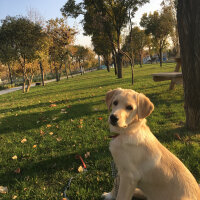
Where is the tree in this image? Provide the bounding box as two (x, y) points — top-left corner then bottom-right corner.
(0, 16), (45, 92)
(177, 0), (200, 130)
(123, 26), (149, 67)
(92, 33), (112, 72)
(61, 0), (149, 78)
(140, 8), (174, 66)
(73, 45), (89, 75)
(0, 19), (17, 85)
(47, 18), (76, 81)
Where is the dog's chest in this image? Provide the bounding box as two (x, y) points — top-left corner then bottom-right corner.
(109, 135), (145, 170)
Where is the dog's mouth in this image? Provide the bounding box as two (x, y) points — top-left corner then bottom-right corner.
(109, 120), (128, 128)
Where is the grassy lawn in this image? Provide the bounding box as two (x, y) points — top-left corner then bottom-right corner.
(0, 63), (199, 200)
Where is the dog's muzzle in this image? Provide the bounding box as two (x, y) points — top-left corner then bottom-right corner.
(110, 114), (118, 126)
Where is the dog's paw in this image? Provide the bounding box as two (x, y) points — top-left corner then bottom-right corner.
(101, 192), (115, 200)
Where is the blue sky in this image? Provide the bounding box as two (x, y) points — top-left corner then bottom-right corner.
(0, 0), (162, 47)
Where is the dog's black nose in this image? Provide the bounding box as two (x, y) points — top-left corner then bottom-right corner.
(110, 114), (118, 125)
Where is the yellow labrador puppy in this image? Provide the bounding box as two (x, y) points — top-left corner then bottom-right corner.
(102, 88), (200, 200)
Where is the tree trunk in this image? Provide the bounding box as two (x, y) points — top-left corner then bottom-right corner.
(139, 53), (143, 67)
(69, 63), (73, 78)
(55, 66), (59, 82)
(105, 59), (110, 72)
(39, 62), (45, 86)
(8, 64), (13, 85)
(65, 61), (69, 79)
(112, 52), (117, 75)
(177, 0), (200, 130)
(26, 79), (31, 93)
(116, 51), (123, 78)
(159, 45), (163, 67)
(22, 57), (26, 93)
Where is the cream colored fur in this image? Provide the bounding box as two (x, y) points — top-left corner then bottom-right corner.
(102, 88), (200, 200)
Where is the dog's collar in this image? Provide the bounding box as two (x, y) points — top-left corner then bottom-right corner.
(108, 134), (120, 139)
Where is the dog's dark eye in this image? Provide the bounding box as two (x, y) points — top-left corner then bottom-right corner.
(126, 105), (133, 110)
(113, 100), (118, 106)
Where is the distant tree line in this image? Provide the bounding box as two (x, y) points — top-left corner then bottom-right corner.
(0, 15), (98, 92)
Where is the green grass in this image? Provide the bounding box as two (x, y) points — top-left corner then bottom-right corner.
(0, 63), (199, 200)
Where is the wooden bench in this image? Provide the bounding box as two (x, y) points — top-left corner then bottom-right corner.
(151, 58), (183, 90)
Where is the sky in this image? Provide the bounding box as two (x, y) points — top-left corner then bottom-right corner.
(0, 0), (163, 48)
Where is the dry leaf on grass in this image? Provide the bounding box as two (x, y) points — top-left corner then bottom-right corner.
(50, 104), (57, 107)
(14, 168), (20, 174)
(78, 166), (84, 173)
(84, 152), (90, 158)
(12, 195), (17, 199)
(47, 124), (52, 128)
(98, 117), (103, 120)
(49, 132), (54, 135)
(0, 186), (8, 194)
(61, 109), (67, 113)
(56, 138), (62, 142)
(33, 145), (37, 148)
(21, 138), (27, 143)
(12, 155), (17, 160)
(40, 130), (45, 136)
(175, 133), (182, 141)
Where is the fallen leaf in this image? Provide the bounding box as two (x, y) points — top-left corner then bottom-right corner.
(49, 132), (54, 135)
(33, 145), (37, 148)
(56, 125), (59, 129)
(175, 133), (182, 141)
(52, 117), (58, 121)
(98, 117), (103, 120)
(84, 152), (90, 158)
(78, 125), (83, 128)
(0, 186), (8, 194)
(78, 166), (84, 173)
(12, 155), (17, 160)
(50, 104), (57, 107)
(40, 130), (45, 136)
(21, 138), (27, 143)
(61, 109), (67, 113)
(12, 195), (17, 199)
(47, 124), (52, 128)
(56, 137), (62, 142)
(14, 168), (20, 174)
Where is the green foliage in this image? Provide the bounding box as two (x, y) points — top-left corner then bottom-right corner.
(61, 0), (150, 78)
(140, 8), (174, 46)
(0, 64), (199, 199)
(123, 26), (149, 58)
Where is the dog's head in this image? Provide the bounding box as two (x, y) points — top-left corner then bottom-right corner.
(106, 88), (154, 129)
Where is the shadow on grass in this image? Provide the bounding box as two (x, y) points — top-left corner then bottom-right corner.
(0, 99), (106, 135)
(0, 144), (111, 192)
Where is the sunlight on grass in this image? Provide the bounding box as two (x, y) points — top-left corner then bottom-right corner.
(0, 64), (199, 200)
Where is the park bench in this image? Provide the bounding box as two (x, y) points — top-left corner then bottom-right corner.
(151, 58), (182, 90)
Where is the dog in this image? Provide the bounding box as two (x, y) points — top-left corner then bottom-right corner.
(102, 88), (200, 200)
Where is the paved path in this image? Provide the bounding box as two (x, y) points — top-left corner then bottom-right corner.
(0, 78), (57, 95)
(0, 69), (96, 96)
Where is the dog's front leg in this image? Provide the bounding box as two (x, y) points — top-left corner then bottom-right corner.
(116, 174), (137, 200)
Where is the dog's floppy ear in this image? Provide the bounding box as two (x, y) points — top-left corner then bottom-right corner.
(106, 88), (122, 110)
(138, 93), (154, 119)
